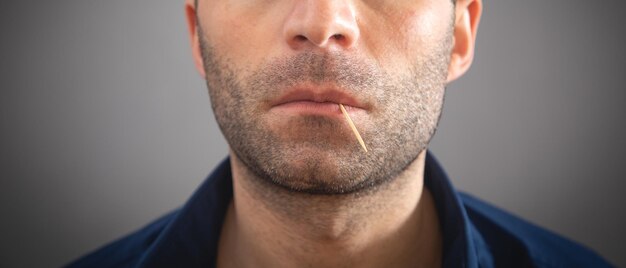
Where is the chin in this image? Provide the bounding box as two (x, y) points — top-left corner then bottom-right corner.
(261, 150), (372, 194)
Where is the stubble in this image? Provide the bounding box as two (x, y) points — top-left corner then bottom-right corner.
(199, 26), (453, 195)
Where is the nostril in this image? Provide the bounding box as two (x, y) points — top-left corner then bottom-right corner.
(332, 34), (344, 41)
(294, 35), (308, 42)
(287, 32), (354, 49)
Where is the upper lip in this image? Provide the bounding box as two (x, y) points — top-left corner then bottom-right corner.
(270, 86), (367, 109)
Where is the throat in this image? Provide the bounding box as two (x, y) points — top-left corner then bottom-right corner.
(218, 151), (442, 268)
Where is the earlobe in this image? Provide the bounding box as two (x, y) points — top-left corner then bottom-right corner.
(446, 0), (482, 83)
(185, 1), (207, 78)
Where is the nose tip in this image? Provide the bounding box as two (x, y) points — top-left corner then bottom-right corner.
(284, 1), (360, 50)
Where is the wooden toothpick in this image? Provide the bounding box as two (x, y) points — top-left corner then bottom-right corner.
(339, 104), (368, 153)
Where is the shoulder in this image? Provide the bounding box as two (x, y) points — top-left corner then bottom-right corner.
(64, 210), (179, 268)
(459, 193), (614, 268)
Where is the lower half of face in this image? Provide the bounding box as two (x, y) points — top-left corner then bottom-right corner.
(201, 36), (451, 195)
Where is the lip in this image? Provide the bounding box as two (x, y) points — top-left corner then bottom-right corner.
(270, 87), (367, 116)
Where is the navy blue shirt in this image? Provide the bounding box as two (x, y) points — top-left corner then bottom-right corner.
(66, 153), (613, 267)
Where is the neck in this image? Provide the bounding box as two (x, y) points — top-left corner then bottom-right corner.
(217, 150), (442, 268)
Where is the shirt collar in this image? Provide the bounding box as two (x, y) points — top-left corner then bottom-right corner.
(137, 152), (478, 268)
(137, 159), (233, 267)
(424, 152), (479, 268)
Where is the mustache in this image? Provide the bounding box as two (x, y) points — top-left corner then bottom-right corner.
(246, 51), (384, 95)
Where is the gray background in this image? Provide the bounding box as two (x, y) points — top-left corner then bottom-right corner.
(1, 0), (624, 267)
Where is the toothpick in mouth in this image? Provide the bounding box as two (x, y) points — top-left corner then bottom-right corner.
(339, 104), (368, 153)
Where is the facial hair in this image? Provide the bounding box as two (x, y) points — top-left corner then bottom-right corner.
(199, 27), (452, 195)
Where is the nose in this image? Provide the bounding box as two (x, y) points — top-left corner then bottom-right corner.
(283, 0), (360, 50)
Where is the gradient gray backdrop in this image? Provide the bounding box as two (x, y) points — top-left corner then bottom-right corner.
(1, 1), (624, 267)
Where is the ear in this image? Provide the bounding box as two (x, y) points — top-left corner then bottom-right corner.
(447, 0), (482, 83)
(185, 0), (206, 78)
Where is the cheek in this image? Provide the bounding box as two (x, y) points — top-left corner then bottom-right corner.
(201, 6), (274, 71)
(367, 6), (452, 69)
(205, 18), (253, 59)
(402, 5), (450, 39)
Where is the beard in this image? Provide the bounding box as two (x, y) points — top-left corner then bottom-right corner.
(199, 31), (452, 195)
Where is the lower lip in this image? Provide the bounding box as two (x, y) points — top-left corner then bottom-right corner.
(271, 101), (355, 116)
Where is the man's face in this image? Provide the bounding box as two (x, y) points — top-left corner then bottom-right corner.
(195, 0), (455, 194)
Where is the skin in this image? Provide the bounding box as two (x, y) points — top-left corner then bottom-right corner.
(184, 0), (482, 267)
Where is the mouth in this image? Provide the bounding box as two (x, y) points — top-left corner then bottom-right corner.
(270, 87), (367, 116)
